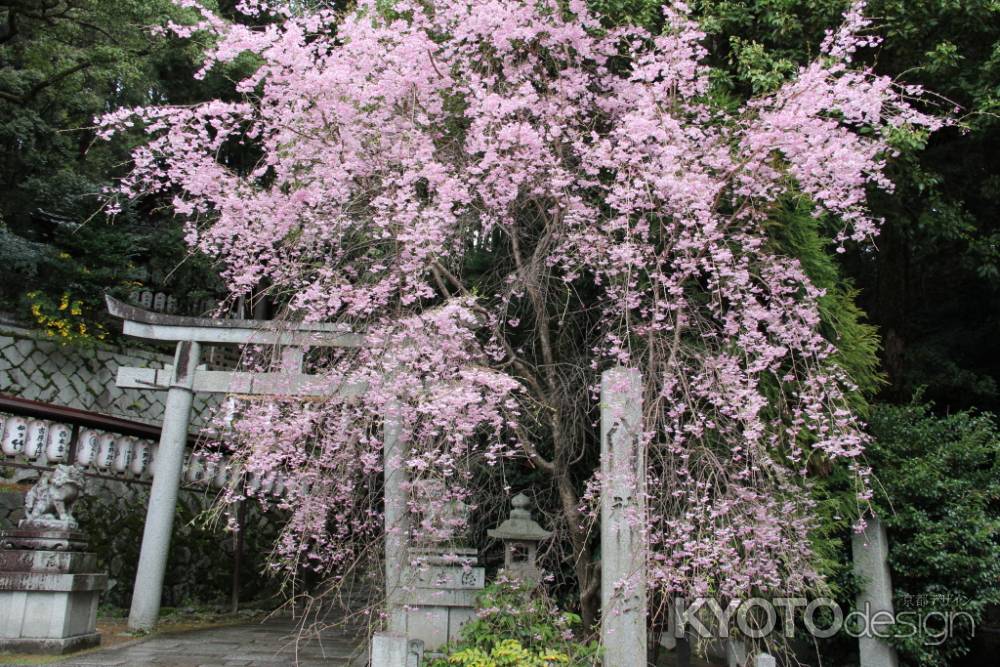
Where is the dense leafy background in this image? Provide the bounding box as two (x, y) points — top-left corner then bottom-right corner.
(0, 0), (252, 332)
(867, 402), (1000, 666)
(1, 1), (998, 664)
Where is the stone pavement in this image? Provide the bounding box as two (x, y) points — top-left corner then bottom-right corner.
(47, 617), (367, 667)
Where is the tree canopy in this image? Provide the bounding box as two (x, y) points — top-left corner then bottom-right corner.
(98, 0), (943, 629)
(2, 1), (998, 663)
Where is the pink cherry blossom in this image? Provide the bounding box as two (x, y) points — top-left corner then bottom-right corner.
(102, 0), (939, 617)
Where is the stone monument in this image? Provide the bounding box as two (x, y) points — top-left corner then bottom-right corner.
(600, 367), (647, 667)
(399, 479), (484, 652)
(0, 465), (107, 653)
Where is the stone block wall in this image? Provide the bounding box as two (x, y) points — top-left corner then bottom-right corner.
(1, 480), (281, 610)
(74, 478), (283, 609)
(0, 323), (218, 427)
(0, 489), (25, 530)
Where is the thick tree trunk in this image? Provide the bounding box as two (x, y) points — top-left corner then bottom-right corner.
(556, 470), (599, 629)
(551, 416), (600, 630)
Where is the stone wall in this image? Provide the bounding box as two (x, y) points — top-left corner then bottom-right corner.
(1, 480), (282, 609)
(0, 489), (25, 531)
(76, 478), (283, 609)
(0, 322), (218, 427)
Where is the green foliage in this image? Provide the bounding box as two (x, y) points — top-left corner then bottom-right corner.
(443, 641), (570, 667)
(428, 579), (601, 667)
(864, 401), (1000, 666)
(766, 197), (885, 410)
(589, 0), (1000, 414)
(757, 198), (884, 593)
(0, 1), (239, 331)
(25, 289), (108, 344)
(0, 0), (201, 226)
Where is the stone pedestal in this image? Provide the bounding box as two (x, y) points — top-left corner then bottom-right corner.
(370, 632), (423, 667)
(401, 547), (484, 652)
(0, 528), (107, 654)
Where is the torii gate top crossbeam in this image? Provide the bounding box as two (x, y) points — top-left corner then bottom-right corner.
(105, 295), (364, 347)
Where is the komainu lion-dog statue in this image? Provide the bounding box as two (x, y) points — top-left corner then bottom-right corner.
(21, 464), (86, 530)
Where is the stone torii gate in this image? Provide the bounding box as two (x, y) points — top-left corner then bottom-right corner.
(105, 296), (366, 631)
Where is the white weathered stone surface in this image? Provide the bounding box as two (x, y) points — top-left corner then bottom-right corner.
(383, 401), (407, 634)
(20, 465), (85, 530)
(371, 632), (408, 667)
(600, 367), (647, 667)
(726, 639), (748, 667)
(487, 492), (551, 585)
(756, 653), (777, 667)
(0, 541), (105, 654)
(401, 551), (485, 650)
(128, 341), (201, 632)
(852, 517), (898, 667)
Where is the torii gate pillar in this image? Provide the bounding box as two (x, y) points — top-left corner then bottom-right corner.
(106, 295), (361, 631)
(129, 340), (200, 631)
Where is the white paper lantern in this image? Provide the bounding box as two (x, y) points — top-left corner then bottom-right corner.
(147, 445), (160, 477)
(212, 463), (231, 488)
(259, 473), (276, 494)
(76, 429), (100, 466)
(25, 420), (49, 460)
(96, 433), (117, 470)
(246, 471), (261, 494)
(131, 441), (152, 476)
(113, 436), (134, 474)
(271, 473), (286, 497)
(45, 423), (72, 462)
(184, 454), (206, 484)
(202, 458), (218, 485)
(1, 416), (27, 457)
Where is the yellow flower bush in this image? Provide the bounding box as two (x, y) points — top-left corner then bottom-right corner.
(26, 291), (107, 345)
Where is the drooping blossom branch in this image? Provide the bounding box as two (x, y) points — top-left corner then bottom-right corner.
(101, 0), (940, 629)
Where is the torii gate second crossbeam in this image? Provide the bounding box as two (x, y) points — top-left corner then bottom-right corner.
(105, 296), (365, 631)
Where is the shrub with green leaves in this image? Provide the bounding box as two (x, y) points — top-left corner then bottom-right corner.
(428, 578), (600, 667)
(866, 401), (1000, 666)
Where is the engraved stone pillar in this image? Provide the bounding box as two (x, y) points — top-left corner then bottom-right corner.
(726, 639), (748, 667)
(402, 547), (484, 652)
(756, 653), (777, 667)
(0, 465), (106, 654)
(852, 518), (899, 667)
(371, 632), (423, 667)
(600, 367), (647, 667)
(383, 400), (408, 634)
(397, 478), (483, 651)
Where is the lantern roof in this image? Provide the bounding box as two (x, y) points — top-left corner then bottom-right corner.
(487, 492), (552, 542)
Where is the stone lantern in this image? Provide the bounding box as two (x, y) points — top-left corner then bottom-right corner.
(488, 492), (551, 584)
